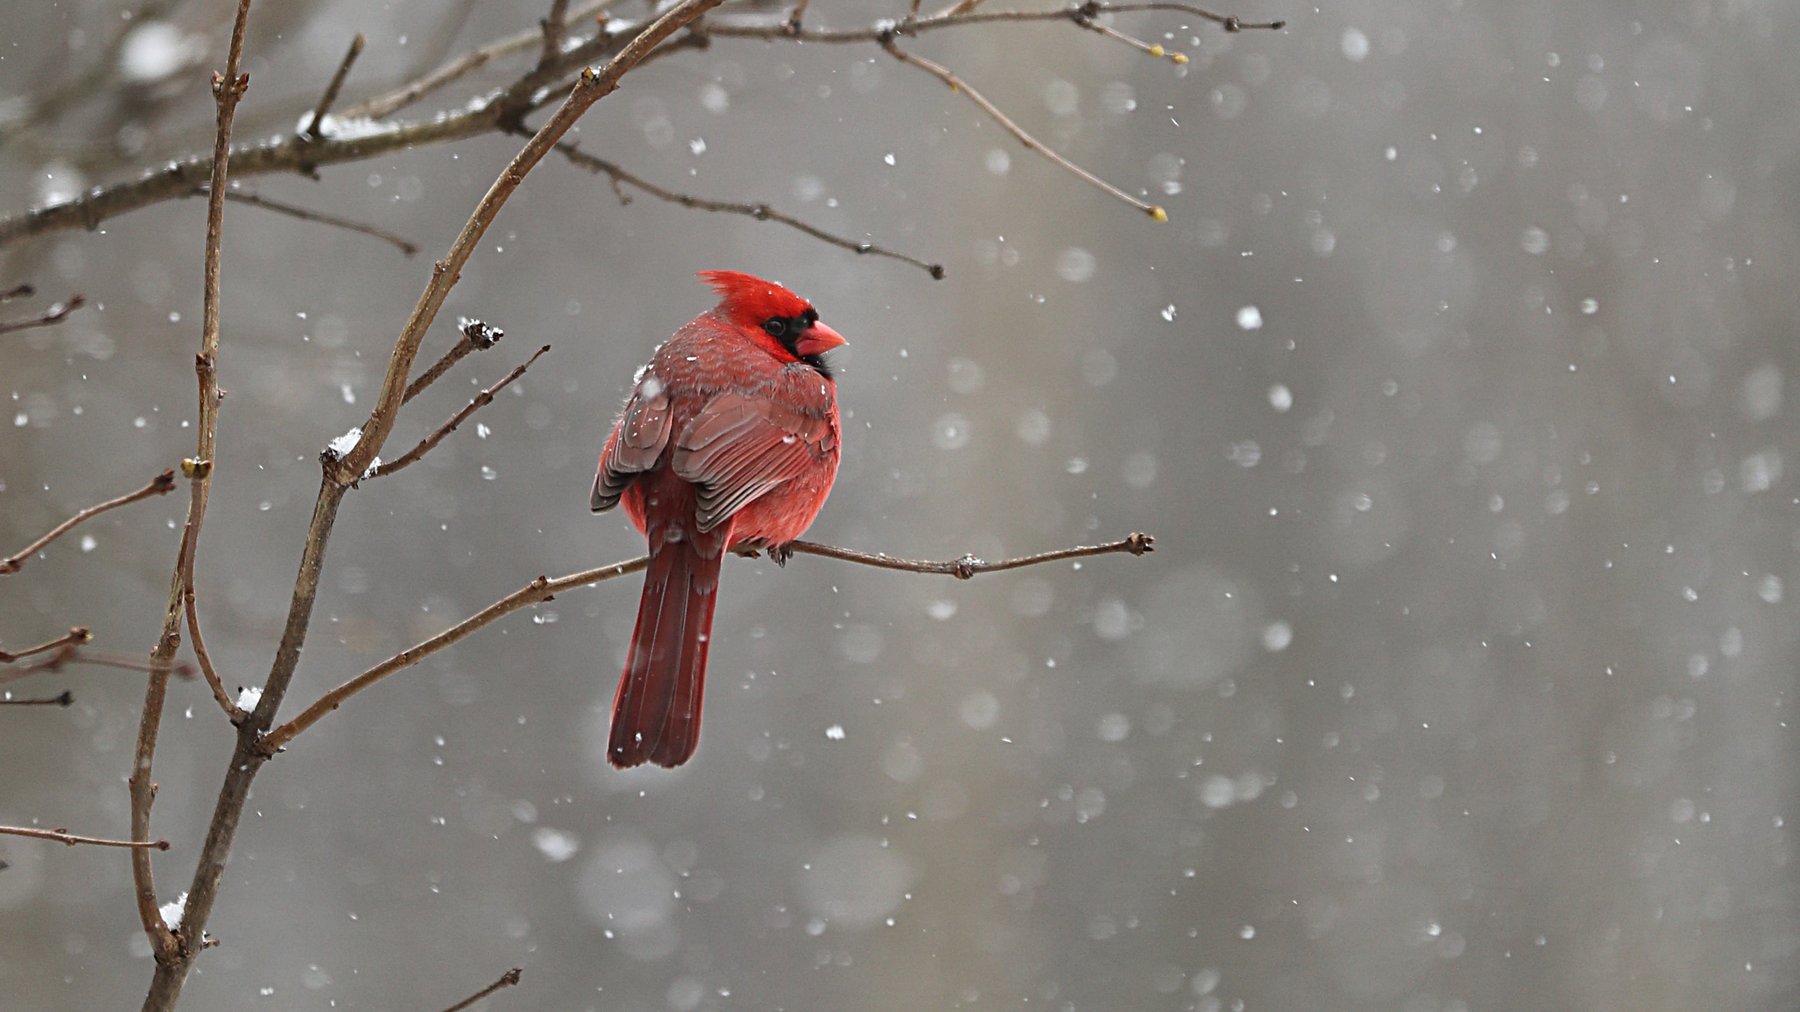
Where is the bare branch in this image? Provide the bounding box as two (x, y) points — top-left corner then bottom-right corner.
(213, 188), (419, 255)
(1074, 14), (1190, 63)
(302, 33), (366, 139)
(261, 532), (1153, 752)
(442, 967), (525, 1012)
(0, 471), (177, 575)
(0, 283), (34, 301)
(370, 344), (550, 479)
(0, 2), (1279, 247)
(0, 293), (86, 336)
(0, 627), (92, 666)
(135, 0), (257, 974)
(880, 36), (1166, 220)
(785, 531), (1155, 577)
(0, 825), (170, 850)
(556, 143), (946, 279)
(405, 318), (507, 406)
(1, 645), (195, 682)
(342, 0), (621, 121)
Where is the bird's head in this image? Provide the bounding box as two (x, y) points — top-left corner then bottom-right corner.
(699, 270), (847, 366)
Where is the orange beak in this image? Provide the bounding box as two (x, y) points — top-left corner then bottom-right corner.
(794, 319), (847, 357)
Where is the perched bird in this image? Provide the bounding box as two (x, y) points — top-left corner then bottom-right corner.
(592, 271), (846, 768)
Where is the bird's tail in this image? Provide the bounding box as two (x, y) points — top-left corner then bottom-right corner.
(608, 524), (726, 768)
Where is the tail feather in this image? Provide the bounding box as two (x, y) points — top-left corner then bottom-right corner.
(609, 527), (724, 768)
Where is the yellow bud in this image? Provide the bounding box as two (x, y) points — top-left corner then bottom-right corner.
(1149, 206), (1169, 223)
(1171, 52), (1189, 64)
(1148, 44), (1165, 58)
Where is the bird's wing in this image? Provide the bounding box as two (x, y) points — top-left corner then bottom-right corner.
(591, 373), (674, 512)
(673, 388), (836, 534)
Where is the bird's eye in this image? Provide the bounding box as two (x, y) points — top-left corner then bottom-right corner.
(763, 317), (789, 338)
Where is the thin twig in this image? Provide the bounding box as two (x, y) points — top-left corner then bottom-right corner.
(0, 283), (33, 301)
(556, 144), (945, 278)
(0, 644), (196, 685)
(135, 0), (256, 979)
(1075, 14), (1189, 62)
(0, 825), (170, 850)
(302, 33), (366, 138)
(342, 0), (621, 121)
(261, 533), (1152, 752)
(788, 531), (1154, 577)
(442, 967), (525, 1012)
(0, 470), (177, 575)
(213, 188), (418, 255)
(404, 318), (506, 406)
(0, 2), (1279, 246)
(0, 627), (92, 665)
(0, 690), (74, 706)
(0, 293), (86, 336)
(370, 344), (550, 479)
(880, 36), (1166, 220)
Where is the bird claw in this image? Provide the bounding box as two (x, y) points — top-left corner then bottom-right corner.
(768, 543), (793, 567)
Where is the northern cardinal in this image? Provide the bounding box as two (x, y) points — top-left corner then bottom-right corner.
(591, 271), (846, 768)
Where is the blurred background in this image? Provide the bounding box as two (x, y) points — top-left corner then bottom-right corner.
(2, 0), (1796, 1008)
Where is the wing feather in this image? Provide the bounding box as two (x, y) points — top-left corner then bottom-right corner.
(673, 389), (834, 533)
(591, 377), (673, 512)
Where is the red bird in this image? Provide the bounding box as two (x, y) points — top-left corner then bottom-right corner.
(592, 271), (845, 768)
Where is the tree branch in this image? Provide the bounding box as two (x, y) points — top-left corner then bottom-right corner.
(260, 533), (1153, 753)
(213, 188), (418, 256)
(134, 0), (257, 977)
(0, 825), (170, 850)
(368, 345), (550, 480)
(0, 293), (86, 336)
(0, 627), (92, 665)
(0, 471), (177, 575)
(302, 33), (366, 139)
(879, 36), (1166, 220)
(555, 143), (946, 279)
(405, 318), (507, 406)
(0, 2), (1280, 248)
(441, 967), (525, 1012)
(0, 644), (195, 683)
(341, 0), (621, 121)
